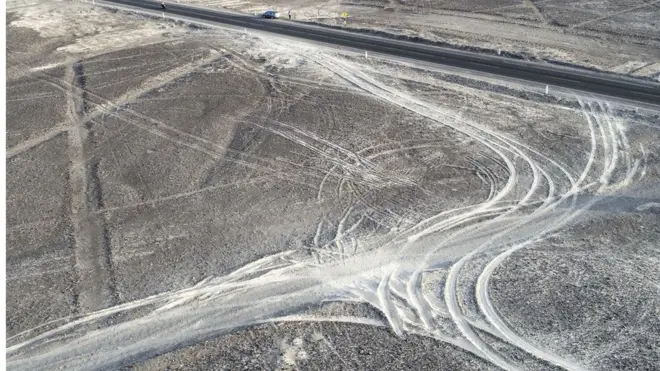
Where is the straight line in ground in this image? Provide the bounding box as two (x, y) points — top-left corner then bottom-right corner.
(571, 0), (660, 29)
(523, 0), (547, 24)
(67, 61), (119, 314)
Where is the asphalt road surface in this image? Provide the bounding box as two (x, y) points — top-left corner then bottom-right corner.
(98, 0), (660, 107)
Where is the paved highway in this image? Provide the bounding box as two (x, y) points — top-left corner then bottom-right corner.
(102, 0), (660, 106)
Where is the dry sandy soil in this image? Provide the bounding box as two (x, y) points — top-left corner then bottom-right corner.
(6, 0), (660, 370)
(179, 0), (660, 80)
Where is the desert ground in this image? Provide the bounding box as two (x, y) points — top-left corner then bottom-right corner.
(178, 0), (660, 80)
(6, 0), (660, 370)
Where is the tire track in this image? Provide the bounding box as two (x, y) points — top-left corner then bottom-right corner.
(473, 97), (640, 371)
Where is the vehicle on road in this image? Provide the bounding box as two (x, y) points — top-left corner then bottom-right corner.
(262, 10), (280, 19)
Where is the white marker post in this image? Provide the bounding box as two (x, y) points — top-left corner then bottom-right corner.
(365, 51), (368, 59)
(162, 12), (165, 18)
(545, 85), (549, 94)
